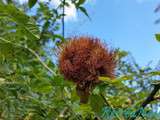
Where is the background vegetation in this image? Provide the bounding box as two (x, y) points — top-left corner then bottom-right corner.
(0, 0), (160, 119)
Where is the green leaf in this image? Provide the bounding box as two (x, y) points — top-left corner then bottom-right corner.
(116, 75), (134, 81)
(77, 104), (93, 115)
(79, 6), (90, 19)
(99, 75), (133, 84)
(32, 81), (52, 93)
(76, 0), (86, 7)
(99, 76), (111, 82)
(148, 71), (160, 76)
(53, 34), (65, 43)
(90, 94), (104, 113)
(28, 0), (37, 8)
(0, 78), (5, 84)
(116, 49), (128, 59)
(155, 34), (160, 42)
(151, 80), (160, 85)
(0, 4), (40, 40)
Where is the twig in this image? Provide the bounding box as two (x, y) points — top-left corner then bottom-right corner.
(26, 47), (55, 75)
(100, 93), (122, 120)
(62, 0), (65, 38)
(129, 84), (160, 120)
(0, 37), (55, 75)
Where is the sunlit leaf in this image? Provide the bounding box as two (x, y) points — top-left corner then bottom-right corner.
(99, 75), (133, 84)
(155, 34), (160, 42)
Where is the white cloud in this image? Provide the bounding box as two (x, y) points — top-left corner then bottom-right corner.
(64, 2), (77, 21)
(18, 0), (95, 21)
(50, 0), (77, 21)
(18, 0), (78, 21)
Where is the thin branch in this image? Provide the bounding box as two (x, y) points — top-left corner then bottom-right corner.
(62, 0), (65, 38)
(100, 93), (122, 120)
(0, 37), (55, 75)
(26, 47), (55, 75)
(129, 84), (160, 120)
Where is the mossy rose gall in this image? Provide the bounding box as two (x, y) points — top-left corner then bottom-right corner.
(58, 36), (116, 103)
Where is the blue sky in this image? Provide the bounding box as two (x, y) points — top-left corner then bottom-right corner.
(66, 0), (160, 66)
